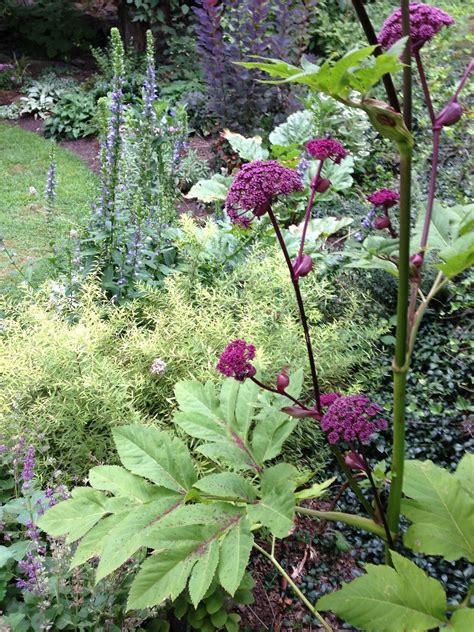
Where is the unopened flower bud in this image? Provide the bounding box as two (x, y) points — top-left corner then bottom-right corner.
(435, 101), (463, 129)
(293, 254), (313, 279)
(315, 178), (331, 193)
(276, 371), (290, 393)
(345, 451), (367, 472)
(373, 216), (390, 230)
(410, 252), (424, 268)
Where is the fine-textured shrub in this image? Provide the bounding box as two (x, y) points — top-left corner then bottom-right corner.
(0, 250), (385, 480)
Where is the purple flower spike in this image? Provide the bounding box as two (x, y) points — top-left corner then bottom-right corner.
(320, 394), (387, 445)
(378, 3), (454, 52)
(225, 161), (303, 227)
(217, 339), (256, 381)
(305, 139), (348, 164)
(367, 189), (400, 208)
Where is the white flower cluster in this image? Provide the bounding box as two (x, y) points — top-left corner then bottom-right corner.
(150, 358), (167, 376)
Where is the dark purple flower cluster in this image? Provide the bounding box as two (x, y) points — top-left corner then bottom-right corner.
(217, 340), (256, 381)
(321, 394), (388, 445)
(16, 550), (47, 595)
(378, 3), (454, 52)
(226, 161), (303, 227)
(320, 392), (341, 408)
(367, 189), (400, 208)
(306, 138), (348, 163)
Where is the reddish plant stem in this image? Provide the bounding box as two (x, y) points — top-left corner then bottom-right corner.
(296, 160), (324, 264)
(267, 206), (322, 411)
(451, 57), (473, 103)
(414, 51), (435, 125)
(250, 376), (311, 410)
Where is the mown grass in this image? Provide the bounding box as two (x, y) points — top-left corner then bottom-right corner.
(0, 122), (96, 291)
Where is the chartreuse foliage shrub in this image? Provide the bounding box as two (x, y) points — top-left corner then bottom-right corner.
(0, 250), (383, 480)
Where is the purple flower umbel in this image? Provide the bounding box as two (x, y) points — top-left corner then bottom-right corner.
(217, 340), (256, 381)
(225, 161), (303, 228)
(367, 189), (400, 209)
(378, 3), (454, 52)
(305, 138), (347, 164)
(321, 395), (387, 445)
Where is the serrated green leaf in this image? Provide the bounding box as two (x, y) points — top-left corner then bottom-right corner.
(0, 542), (31, 567)
(247, 468), (295, 538)
(219, 379), (240, 428)
(194, 473), (257, 502)
(38, 488), (108, 543)
(296, 477), (336, 500)
(197, 441), (257, 471)
(113, 425), (197, 494)
(446, 608), (474, 630)
(89, 465), (162, 502)
(218, 517), (253, 596)
(222, 129), (269, 161)
(188, 540), (220, 607)
(269, 110), (314, 146)
(96, 495), (183, 582)
(401, 460), (474, 561)
(185, 173), (232, 203)
(318, 552), (448, 631)
(70, 513), (124, 569)
(233, 378), (260, 442)
(174, 381), (225, 442)
(454, 453), (474, 497)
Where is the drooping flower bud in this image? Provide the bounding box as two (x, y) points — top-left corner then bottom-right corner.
(344, 451), (368, 472)
(373, 216), (390, 230)
(276, 371), (290, 393)
(293, 254), (313, 279)
(435, 101), (463, 129)
(410, 252), (424, 268)
(315, 178), (331, 193)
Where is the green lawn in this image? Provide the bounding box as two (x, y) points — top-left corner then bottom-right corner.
(0, 122), (97, 290)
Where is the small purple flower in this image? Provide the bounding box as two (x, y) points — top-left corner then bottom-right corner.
(305, 139), (348, 164)
(367, 189), (400, 209)
(320, 394), (387, 445)
(217, 340), (256, 381)
(21, 445), (35, 491)
(225, 161), (303, 227)
(320, 392), (341, 408)
(378, 3), (454, 52)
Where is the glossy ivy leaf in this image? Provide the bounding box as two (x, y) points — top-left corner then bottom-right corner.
(112, 425), (197, 494)
(401, 459), (474, 562)
(185, 173), (232, 203)
(221, 129), (269, 161)
(268, 110), (314, 147)
(246, 465), (296, 538)
(218, 517), (254, 596)
(318, 552), (448, 631)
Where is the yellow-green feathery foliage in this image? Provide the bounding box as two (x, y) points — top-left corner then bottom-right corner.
(0, 252), (386, 479)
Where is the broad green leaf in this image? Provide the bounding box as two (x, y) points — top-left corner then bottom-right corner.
(284, 216), (353, 257)
(113, 425), (197, 494)
(70, 513), (124, 568)
(0, 541), (30, 567)
(232, 378), (260, 441)
(218, 518), (254, 596)
(402, 460), (474, 561)
(446, 609), (474, 630)
(321, 156), (354, 191)
(188, 539), (220, 607)
(96, 495), (183, 582)
(296, 477), (336, 501)
(174, 381), (225, 442)
(454, 453), (474, 497)
(194, 473), (257, 502)
(269, 110), (314, 147)
(89, 465), (164, 502)
(247, 468), (295, 538)
(219, 379), (240, 428)
(318, 552), (448, 631)
(38, 488), (108, 543)
(185, 173), (232, 203)
(197, 441), (258, 472)
(222, 129), (269, 161)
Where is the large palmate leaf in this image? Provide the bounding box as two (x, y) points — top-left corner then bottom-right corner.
(174, 376), (301, 471)
(401, 459), (474, 561)
(412, 202), (474, 278)
(318, 552), (448, 631)
(112, 425), (197, 494)
(221, 129), (269, 161)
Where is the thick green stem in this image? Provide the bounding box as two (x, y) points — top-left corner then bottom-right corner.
(253, 542), (334, 632)
(296, 506), (389, 540)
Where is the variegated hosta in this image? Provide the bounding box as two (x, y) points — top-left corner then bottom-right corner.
(38, 371), (325, 611)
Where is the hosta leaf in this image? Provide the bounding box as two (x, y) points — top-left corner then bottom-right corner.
(38, 488), (108, 543)
(218, 518), (254, 596)
(402, 459), (474, 561)
(269, 110), (314, 147)
(113, 425), (197, 494)
(318, 552), (448, 631)
(222, 129), (269, 161)
(188, 540), (220, 607)
(70, 513), (124, 568)
(96, 495), (183, 582)
(89, 465), (163, 502)
(194, 473), (257, 502)
(185, 173), (232, 203)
